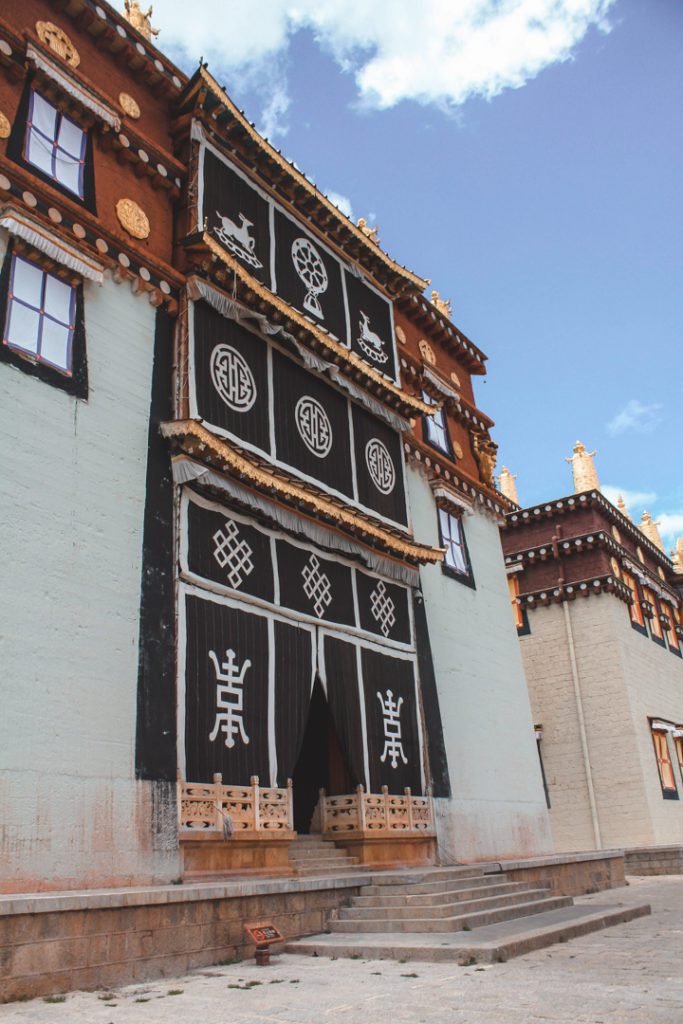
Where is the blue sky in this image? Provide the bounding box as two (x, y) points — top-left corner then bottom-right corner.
(147, 0), (682, 548)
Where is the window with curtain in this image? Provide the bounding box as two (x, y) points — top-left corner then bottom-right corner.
(622, 570), (646, 631)
(651, 724), (678, 799)
(674, 733), (683, 782)
(507, 573), (528, 633)
(643, 586), (664, 642)
(24, 92), (87, 198)
(662, 601), (680, 654)
(3, 253), (76, 373)
(421, 390), (451, 456)
(438, 507), (474, 588)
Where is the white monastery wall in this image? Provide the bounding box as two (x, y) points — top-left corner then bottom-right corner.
(407, 468), (553, 862)
(521, 595), (683, 852)
(0, 241), (179, 891)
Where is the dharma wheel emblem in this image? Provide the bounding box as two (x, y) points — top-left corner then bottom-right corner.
(365, 438), (395, 495)
(291, 237), (328, 318)
(295, 396), (333, 458)
(210, 344), (256, 412)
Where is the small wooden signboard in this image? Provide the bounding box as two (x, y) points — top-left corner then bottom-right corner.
(244, 922), (284, 965)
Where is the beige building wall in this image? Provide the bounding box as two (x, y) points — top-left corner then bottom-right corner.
(521, 595), (683, 852)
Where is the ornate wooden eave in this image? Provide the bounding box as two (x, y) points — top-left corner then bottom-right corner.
(396, 290), (488, 376)
(400, 354), (494, 432)
(403, 436), (513, 518)
(161, 419), (443, 568)
(175, 66), (428, 297)
(505, 490), (676, 574)
(185, 234), (434, 420)
(516, 574), (633, 610)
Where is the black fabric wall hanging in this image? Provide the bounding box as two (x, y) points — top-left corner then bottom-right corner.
(272, 347), (354, 497)
(321, 636), (366, 789)
(183, 593), (270, 785)
(192, 301), (270, 451)
(276, 539), (355, 626)
(356, 569), (411, 644)
(202, 148), (271, 287)
(272, 208), (346, 342)
(274, 619), (315, 786)
(351, 404), (408, 526)
(361, 648), (422, 794)
(412, 589), (450, 798)
(344, 270), (396, 381)
(186, 496), (274, 602)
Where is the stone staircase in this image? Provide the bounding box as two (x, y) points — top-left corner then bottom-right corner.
(286, 864), (651, 963)
(288, 834), (361, 876)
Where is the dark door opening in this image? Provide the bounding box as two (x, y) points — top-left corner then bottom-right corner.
(292, 679), (351, 833)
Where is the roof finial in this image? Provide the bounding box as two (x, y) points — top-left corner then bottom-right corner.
(565, 440), (599, 494)
(639, 511), (664, 552)
(124, 0), (159, 41)
(671, 537), (683, 574)
(430, 290), (452, 318)
(357, 217), (380, 246)
(497, 466), (519, 504)
(616, 494), (631, 520)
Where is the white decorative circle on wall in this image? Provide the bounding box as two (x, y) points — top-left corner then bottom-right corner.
(210, 344), (257, 411)
(295, 396), (333, 458)
(365, 438), (396, 494)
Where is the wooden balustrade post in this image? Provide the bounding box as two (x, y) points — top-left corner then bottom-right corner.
(287, 778), (294, 832)
(381, 785), (390, 832)
(251, 775), (260, 831)
(213, 772), (222, 831)
(404, 787), (413, 831)
(357, 784), (366, 833)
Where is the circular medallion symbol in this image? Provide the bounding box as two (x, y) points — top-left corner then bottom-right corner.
(291, 237), (328, 318)
(210, 344), (256, 411)
(295, 396), (333, 458)
(365, 438), (396, 495)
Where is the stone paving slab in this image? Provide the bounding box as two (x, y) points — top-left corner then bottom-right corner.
(0, 877), (681, 1023)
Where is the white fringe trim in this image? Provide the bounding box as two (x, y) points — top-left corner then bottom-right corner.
(0, 207), (104, 283)
(27, 45), (121, 131)
(171, 455), (419, 586)
(423, 364), (460, 402)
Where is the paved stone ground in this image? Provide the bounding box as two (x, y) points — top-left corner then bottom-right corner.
(2, 877), (682, 1023)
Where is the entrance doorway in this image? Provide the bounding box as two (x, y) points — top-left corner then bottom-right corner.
(292, 679), (351, 833)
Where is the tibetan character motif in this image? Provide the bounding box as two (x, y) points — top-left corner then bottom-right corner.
(208, 648), (251, 749)
(377, 689), (408, 769)
(210, 344), (257, 411)
(365, 438), (396, 495)
(301, 554), (333, 619)
(212, 520), (255, 590)
(369, 581), (396, 638)
(295, 396), (333, 458)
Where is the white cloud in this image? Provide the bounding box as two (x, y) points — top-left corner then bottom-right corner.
(602, 485), (658, 512)
(325, 191), (354, 219)
(606, 399), (663, 437)
(142, 0), (615, 136)
(658, 513), (683, 547)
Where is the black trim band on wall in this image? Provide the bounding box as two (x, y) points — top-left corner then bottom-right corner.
(412, 587), (451, 798)
(135, 307), (177, 781)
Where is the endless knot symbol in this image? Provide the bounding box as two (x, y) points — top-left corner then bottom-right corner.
(377, 689), (408, 769)
(208, 648), (251, 750)
(295, 396), (333, 458)
(212, 519), (255, 590)
(291, 237), (328, 318)
(370, 581), (396, 637)
(301, 554), (333, 619)
(365, 438), (396, 495)
(210, 344), (256, 412)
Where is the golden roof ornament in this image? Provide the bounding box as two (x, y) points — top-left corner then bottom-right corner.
(472, 431), (498, 489)
(565, 440), (600, 493)
(357, 217), (380, 246)
(123, 0), (159, 41)
(0, 112), (10, 140)
(639, 511), (664, 552)
(497, 466), (519, 505)
(671, 537), (683, 574)
(616, 494), (631, 520)
(430, 290), (452, 318)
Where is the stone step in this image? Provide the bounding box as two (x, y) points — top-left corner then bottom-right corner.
(285, 901), (651, 964)
(353, 880), (529, 907)
(329, 894), (573, 933)
(339, 888), (552, 922)
(359, 871), (496, 897)
(290, 854), (359, 867)
(289, 848), (351, 861)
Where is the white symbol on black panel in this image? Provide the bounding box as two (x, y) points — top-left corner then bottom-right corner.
(213, 209), (263, 270)
(370, 581), (396, 637)
(291, 237), (328, 318)
(212, 519), (254, 590)
(377, 689), (408, 769)
(210, 344), (257, 411)
(208, 648), (251, 749)
(295, 396), (333, 458)
(365, 438), (396, 495)
(357, 311), (388, 365)
(301, 553), (332, 618)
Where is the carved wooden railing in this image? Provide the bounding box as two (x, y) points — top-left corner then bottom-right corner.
(320, 785), (435, 837)
(179, 774), (294, 834)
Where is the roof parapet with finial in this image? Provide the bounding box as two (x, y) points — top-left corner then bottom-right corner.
(497, 466), (519, 505)
(672, 538), (683, 574)
(639, 511), (664, 552)
(616, 494), (631, 520)
(565, 440), (600, 494)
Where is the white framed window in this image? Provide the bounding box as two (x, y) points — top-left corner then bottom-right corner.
(422, 391), (451, 454)
(438, 507), (473, 584)
(24, 92), (86, 198)
(4, 254), (76, 374)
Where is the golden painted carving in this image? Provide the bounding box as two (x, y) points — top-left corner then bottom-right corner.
(497, 466), (519, 504)
(124, 0), (159, 40)
(35, 22), (80, 67)
(452, 441), (463, 460)
(450, 370), (461, 388)
(565, 440), (600, 493)
(357, 217), (380, 245)
(116, 198), (150, 239)
(430, 289), (452, 318)
(395, 325), (406, 345)
(636, 545), (644, 562)
(639, 511), (664, 552)
(472, 431), (498, 489)
(612, 525), (621, 544)
(0, 112), (10, 140)
(672, 537), (683, 575)
(119, 93), (141, 119)
(610, 557), (621, 578)
(418, 339), (436, 365)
